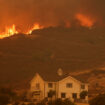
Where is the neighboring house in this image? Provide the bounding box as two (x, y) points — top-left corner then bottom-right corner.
(29, 70), (88, 102)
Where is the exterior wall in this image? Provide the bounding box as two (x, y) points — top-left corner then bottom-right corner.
(80, 84), (88, 101)
(44, 82), (57, 100)
(30, 73), (45, 100)
(57, 76), (88, 101)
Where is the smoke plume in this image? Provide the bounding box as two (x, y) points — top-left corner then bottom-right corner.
(0, 0), (105, 33)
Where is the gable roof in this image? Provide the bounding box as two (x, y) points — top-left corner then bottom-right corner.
(34, 71), (88, 84)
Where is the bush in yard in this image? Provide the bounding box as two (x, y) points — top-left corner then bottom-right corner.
(90, 94), (105, 105)
(48, 98), (75, 105)
(80, 91), (88, 99)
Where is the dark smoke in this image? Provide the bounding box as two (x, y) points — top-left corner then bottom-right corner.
(0, 0), (104, 32)
(80, 0), (105, 25)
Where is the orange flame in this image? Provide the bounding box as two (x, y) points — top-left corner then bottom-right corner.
(0, 24), (43, 39)
(75, 13), (95, 27)
(0, 24), (18, 39)
(27, 24), (43, 34)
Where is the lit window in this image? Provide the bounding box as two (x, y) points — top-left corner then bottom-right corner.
(48, 83), (53, 88)
(66, 83), (73, 88)
(61, 93), (66, 98)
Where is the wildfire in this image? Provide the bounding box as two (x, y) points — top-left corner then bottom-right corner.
(0, 24), (43, 39)
(0, 14), (96, 39)
(0, 25), (18, 39)
(27, 24), (43, 34)
(75, 13), (95, 28)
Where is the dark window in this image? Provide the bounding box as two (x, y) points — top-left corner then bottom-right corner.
(81, 85), (85, 89)
(66, 83), (73, 88)
(36, 83), (40, 89)
(48, 92), (51, 98)
(48, 83), (53, 88)
(72, 93), (77, 99)
(61, 93), (66, 98)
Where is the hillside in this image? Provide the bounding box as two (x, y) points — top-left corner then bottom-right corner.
(0, 26), (105, 87)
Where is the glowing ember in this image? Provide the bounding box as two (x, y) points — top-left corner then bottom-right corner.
(0, 25), (18, 39)
(75, 13), (95, 27)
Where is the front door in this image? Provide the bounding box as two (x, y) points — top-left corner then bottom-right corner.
(72, 93), (77, 99)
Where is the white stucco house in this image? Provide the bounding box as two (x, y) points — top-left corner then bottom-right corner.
(29, 70), (88, 102)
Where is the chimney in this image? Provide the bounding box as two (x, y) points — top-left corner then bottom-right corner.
(57, 68), (63, 76)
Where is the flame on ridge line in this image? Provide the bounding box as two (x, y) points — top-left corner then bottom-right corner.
(0, 24), (43, 39)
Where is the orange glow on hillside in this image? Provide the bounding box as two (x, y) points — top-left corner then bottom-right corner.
(75, 13), (95, 27)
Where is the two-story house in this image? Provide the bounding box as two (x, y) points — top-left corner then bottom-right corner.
(29, 70), (88, 102)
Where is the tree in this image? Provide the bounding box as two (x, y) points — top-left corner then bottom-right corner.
(0, 87), (17, 101)
(19, 91), (28, 101)
(48, 99), (63, 105)
(48, 90), (56, 99)
(13, 101), (20, 105)
(0, 94), (10, 105)
(36, 101), (46, 105)
(63, 99), (75, 105)
(0, 87), (18, 104)
(80, 91), (88, 99)
(0, 87), (16, 97)
(28, 102), (35, 105)
(90, 94), (105, 105)
(48, 99), (75, 105)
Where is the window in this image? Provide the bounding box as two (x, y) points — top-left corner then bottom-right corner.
(36, 83), (40, 89)
(66, 83), (73, 88)
(61, 93), (66, 98)
(72, 93), (77, 99)
(48, 83), (53, 88)
(48, 92), (51, 98)
(81, 85), (85, 89)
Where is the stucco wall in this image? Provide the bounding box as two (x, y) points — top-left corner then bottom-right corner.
(44, 82), (57, 98)
(30, 74), (45, 100)
(57, 76), (88, 101)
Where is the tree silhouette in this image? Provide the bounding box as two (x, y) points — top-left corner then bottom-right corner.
(90, 94), (105, 105)
(80, 91), (88, 99)
(48, 90), (56, 100)
(0, 94), (10, 105)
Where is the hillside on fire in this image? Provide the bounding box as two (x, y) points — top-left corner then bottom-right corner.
(0, 26), (105, 88)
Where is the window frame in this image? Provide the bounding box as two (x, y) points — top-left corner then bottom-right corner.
(61, 93), (66, 98)
(66, 83), (73, 88)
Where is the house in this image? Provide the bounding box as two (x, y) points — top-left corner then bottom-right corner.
(29, 70), (88, 102)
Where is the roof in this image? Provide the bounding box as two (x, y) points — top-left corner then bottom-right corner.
(35, 71), (88, 83)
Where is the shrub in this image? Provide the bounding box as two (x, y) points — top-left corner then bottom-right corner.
(48, 99), (75, 105)
(0, 94), (10, 105)
(90, 94), (105, 105)
(80, 91), (88, 99)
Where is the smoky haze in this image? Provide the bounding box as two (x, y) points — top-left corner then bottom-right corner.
(0, 0), (105, 32)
